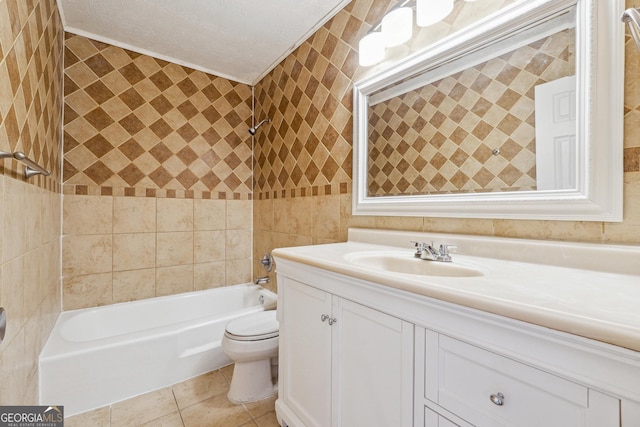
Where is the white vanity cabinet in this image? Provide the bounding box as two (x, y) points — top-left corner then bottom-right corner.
(273, 250), (640, 427)
(276, 276), (414, 427)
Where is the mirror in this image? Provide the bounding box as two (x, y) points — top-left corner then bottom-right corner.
(353, 0), (623, 221)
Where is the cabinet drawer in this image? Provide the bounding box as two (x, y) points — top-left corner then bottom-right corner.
(435, 336), (589, 427)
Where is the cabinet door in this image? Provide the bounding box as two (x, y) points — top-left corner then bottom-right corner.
(281, 280), (332, 427)
(332, 297), (413, 427)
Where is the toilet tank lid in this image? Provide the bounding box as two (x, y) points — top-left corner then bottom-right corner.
(225, 310), (279, 337)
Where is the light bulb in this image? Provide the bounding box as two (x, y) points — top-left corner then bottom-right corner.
(359, 32), (386, 66)
(416, 0), (454, 27)
(381, 7), (413, 47)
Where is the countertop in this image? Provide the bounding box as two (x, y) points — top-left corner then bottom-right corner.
(272, 229), (640, 352)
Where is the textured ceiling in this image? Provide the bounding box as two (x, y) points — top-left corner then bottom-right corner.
(57, 0), (351, 85)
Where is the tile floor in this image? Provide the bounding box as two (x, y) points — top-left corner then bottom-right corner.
(65, 365), (279, 427)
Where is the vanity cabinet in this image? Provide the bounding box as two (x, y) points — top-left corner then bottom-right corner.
(273, 254), (639, 427)
(277, 277), (414, 427)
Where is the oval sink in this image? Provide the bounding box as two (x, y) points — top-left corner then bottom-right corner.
(345, 252), (484, 277)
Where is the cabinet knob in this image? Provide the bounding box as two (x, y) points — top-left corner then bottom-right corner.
(489, 393), (505, 406)
(321, 314), (329, 322)
(328, 317), (337, 325)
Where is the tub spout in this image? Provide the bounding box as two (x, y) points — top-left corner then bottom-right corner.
(255, 277), (270, 285)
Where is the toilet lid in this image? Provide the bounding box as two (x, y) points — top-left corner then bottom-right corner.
(225, 311), (279, 341)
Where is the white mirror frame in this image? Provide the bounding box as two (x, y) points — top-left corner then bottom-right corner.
(353, 0), (624, 221)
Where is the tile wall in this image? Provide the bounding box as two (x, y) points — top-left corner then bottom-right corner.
(0, 0), (63, 404)
(62, 195), (252, 310)
(253, 0), (640, 284)
(62, 34), (254, 310)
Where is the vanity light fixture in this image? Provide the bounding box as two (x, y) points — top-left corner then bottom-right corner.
(359, 0), (478, 67)
(416, 0), (454, 27)
(382, 5), (414, 47)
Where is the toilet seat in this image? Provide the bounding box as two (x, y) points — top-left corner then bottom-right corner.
(225, 311), (279, 341)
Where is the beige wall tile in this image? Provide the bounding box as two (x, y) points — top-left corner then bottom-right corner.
(226, 259), (251, 285)
(157, 232), (194, 267)
(374, 216), (425, 232)
(194, 199), (226, 230)
(604, 179), (640, 242)
(0, 176), (3, 263)
(62, 234), (113, 276)
(2, 178), (27, 262)
(273, 197), (314, 236)
(113, 268), (156, 303)
(156, 265), (194, 296)
(312, 195), (340, 240)
(1, 256), (26, 345)
(194, 230), (226, 263)
(226, 229), (251, 260)
(227, 200), (252, 230)
(24, 185), (43, 253)
(113, 197), (157, 233)
(113, 233), (156, 271)
(63, 195), (113, 235)
(271, 198), (290, 235)
(0, 329), (28, 404)
(253, 198), (273, 232)
(23, 248), (44, 320)
(194, 261), (226, 290)
(63, 272), (113, 310)
(157, 198), (194, 232)
(271, 232), (313, 250)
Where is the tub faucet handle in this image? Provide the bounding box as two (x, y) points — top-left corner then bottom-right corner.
(260, 253), (273, 272)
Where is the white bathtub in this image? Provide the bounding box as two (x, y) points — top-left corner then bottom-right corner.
(39, 284), (276, 416)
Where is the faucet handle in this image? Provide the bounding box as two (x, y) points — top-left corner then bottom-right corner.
(439, 244), (457, 254)
(410, 241), (424, 257)
(438, 244), (457, 262)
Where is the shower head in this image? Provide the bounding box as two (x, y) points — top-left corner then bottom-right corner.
(249, 118), (271, 135)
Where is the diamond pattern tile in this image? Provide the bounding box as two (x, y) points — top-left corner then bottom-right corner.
(0, 0), (63, 192)
(367, 29), (574, 196)
(64, 33), (252, 198)
(252, 0), (520, 200)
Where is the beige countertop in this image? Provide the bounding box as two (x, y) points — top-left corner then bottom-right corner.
(272, 229), (640, 352)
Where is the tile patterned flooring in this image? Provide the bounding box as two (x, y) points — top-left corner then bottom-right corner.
(65, 365), (279, 427)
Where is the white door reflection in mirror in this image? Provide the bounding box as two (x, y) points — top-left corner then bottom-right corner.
(535, 75), (576, 191)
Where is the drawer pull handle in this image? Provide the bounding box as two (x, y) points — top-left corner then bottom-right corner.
(490, 393), (505, 406)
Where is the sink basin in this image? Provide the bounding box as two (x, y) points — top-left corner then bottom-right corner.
(345, 252), (484, 277)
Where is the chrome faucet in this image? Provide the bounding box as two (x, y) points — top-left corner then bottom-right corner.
(411, 241), (456, 262)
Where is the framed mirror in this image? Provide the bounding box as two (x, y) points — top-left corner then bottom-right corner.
(353, 0), (623, 221)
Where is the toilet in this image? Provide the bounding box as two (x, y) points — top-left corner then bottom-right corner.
(221, 310), (279, 403)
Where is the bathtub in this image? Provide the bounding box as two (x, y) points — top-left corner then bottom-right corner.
(39, 283), (276, 416)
